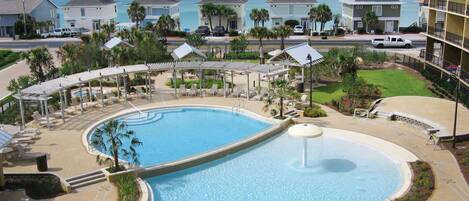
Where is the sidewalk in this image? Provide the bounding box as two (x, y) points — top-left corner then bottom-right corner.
(0, 60), (29, 99)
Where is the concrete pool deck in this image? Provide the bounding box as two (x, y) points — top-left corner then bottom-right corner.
(2, 95), (469, 201)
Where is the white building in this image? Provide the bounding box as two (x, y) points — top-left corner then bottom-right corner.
(63, 0), (117, 31)
(198, 0), (247, 31)
(267, 0), (317, 28)
(136, 0), (180, 25)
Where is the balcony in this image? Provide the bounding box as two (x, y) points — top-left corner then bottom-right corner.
(465, 38), (469, 49)
(430, 0), (447, 10)
(446, 32), (463, 46)
(467, 5), (469, 15)
(448, 1), (466, 14)
(428, 26), (445, 39)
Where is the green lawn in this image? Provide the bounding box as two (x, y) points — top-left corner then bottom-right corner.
(311, 69), (434, 104)
(0, 50), (21, 70)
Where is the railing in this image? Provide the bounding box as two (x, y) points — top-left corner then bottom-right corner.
(467, 5), (469, 15)
(419, 49), (469, 83)
(430, 0), (447, 10)
(448, 1), (465, 14)
(428, 26), (445, 39)
(464, 37), (469, 49)
(445, 31), (463, 46)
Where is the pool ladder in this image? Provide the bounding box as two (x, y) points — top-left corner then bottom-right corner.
(232, 98), (244, 113)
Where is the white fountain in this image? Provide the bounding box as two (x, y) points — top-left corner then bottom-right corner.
(288, 124), (323, 168)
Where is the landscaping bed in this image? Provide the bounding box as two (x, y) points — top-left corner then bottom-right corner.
(0, 50), (21, 70)
(114, 174), (140, 201)
(443, 140), (469, 186)
(3, 173), (65, 199)
(396, 161), (434, 201)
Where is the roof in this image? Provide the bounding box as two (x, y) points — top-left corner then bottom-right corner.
(18, 62), (288, 99)
(339, 0), (402, 5)
(198, 0), (248, 4)
(171, 43), (207, 61)
(64, 0), (116, 7)
(0, 128), (13, 149)
(135, 0), (180, 5)
(269, 43), (324, 66)
(103, 37), (134, 49)
(266, 0), (316, 4)
(0, 0), (57, 15)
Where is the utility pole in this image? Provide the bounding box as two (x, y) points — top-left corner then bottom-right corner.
(307, 54), (313, 108)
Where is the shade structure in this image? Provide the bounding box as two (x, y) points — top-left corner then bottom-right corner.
(288, 124), (323, 138)
(0, 129), (12, 149)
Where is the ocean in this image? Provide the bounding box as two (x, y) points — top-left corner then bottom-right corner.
(54, 0), (419, 31)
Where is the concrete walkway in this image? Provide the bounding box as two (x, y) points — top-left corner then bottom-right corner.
(0, 60), (29, 99)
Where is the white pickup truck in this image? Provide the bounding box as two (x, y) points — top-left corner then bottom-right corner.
(371, 35), (412, 48)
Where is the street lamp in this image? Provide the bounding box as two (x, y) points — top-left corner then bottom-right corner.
(452, 65), (462, 149)
(306, 54), (313, 108)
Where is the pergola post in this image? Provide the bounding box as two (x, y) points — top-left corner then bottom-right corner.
(123, 73), (128, 104)
(173, 68), (177, 97)
(63, 90), (68, 107)
(43, 92), (50, 130)
(88, 81), (92, 103)
(231, 71), (234, 93)
(79, 83), (84, 114)
(199, 68), (203, 96)
(147, 68), (152, 101)
(258, 73), (261, 95)
(40, 100), (44, 116)
(99, 75), (104, 106)
(116, 75), (120, 99)
(223, 70), (226, 98)
(246, 72), (250, 101)
(18, 91), (25, 130)
(59, 87), (65, 122)
(301, 67), (305, 82)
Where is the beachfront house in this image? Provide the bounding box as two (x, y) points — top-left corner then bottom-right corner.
(267, 0), (316, 29)
(340, 0), (402, 33)
(136, 0), (181, 25)
(0, 0), (58, 37)
(62, 0), (117, 32)
(198, 0), (247, 32)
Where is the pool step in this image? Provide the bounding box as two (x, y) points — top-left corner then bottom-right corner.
(66, 170), (106, 189)
(125, 113), (163, 126)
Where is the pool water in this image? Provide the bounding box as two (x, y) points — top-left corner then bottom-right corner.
(146, 131), (403, 201)
(89, 107), (272, 166)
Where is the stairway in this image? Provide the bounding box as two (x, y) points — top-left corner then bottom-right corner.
(66, 170), (106, 189)
(284, 110), (300, 118)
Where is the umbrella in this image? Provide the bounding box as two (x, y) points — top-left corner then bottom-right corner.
(288, 124), (323, 167)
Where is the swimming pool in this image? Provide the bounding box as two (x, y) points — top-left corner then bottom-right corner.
(146, 128), (413, 201)
(88, 107), (273, 167)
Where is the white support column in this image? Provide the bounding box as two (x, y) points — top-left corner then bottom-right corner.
(173, 69), (177, 97)
(147, 70), (152, 101)
(246, 73), (250, 101)
(231, 71), (234, 93)
(199, 68), (203, 96)
(116, 75), (120, 99)
(40, 100), (44, 116)
(63, 90), (68, 107)
(301, 67), (305, 82)
(59, 88), (65, 122)
(43, 94), (50, 130)
(223, 70), (226, 98)
(258, 73), (261, 94)
(123, 74), (128, 104)
(79, 84), (84, 114)
(99, 77), (104, 106)
(88, 81), (92, 103)
(18, 91), (25, 130)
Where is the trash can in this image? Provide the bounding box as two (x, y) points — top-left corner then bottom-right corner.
(36, 154), (48, 172)
(296, 82), (304, 93)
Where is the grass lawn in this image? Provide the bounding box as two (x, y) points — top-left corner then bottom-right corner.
(311, 69), (434, 104)
(0, 50), (21, 70)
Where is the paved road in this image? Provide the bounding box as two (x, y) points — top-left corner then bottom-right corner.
(0, 38), (426, 49)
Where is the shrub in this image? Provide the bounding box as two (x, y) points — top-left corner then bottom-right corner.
(225, 52), (259, 60)
(167, 30), (187, 37)
(374, 28), (383, 35)
(228, 30), (239, 37)
(395, 161), (434, 201)
(284, 20), (299, 28)
(115, 174), (139, 201)
(303, 104), (327, 118)
(166, 78), (231, 89)
(312, 32), (319, 36)
(229, 35), (248, 53)
(0, 50), (21, 69)
(5, 174), (65, 199)
(357, 28), (366, 34)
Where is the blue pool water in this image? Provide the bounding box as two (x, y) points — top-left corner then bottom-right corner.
(89, 107), (272, 166)
(55, 0), (419, 31)
(146, 132), (403, 201)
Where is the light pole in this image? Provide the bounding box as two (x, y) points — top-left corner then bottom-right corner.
(306, 54), (313, 108)
(452, 66), (461, 149)
(22, 0), (27, 34)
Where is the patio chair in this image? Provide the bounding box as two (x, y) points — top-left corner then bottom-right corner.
(210, 84), (218, 96)
(179, 85), (187, 96)
(136, 87), (147, 99)
(189, 84), (197, 96)
(109, 93), (119, 103)
(48, 106), (65, 119)
(232, 87), (242, 98)
(32, 113), (55, 127)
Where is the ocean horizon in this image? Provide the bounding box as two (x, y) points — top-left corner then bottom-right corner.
(55, 0), (419, 31)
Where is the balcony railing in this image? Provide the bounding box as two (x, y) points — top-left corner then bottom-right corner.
(467, 5), (469, 15)
(430, 0), (447, 10)
(448, 1), (465, 14)
(464, 38), (469, 49)
(420, 49), (469, 84)
(428, 26), (445, 39)
(445, 31), (463, 46)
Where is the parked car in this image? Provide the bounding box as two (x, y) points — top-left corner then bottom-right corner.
(40, 32), (52, 38)
(213, 26), (225, 36)
(293, 25), (304, 35)
(195, 26), (210, 36)
(371, 35), (413, 48)
(52, 28), (72, 37)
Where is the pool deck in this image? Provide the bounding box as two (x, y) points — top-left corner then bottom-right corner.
(2, 95), (469, 200)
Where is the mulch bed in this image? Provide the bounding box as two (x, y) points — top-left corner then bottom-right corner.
(395, 161), (434, 201)
(443, 140), (469, 185)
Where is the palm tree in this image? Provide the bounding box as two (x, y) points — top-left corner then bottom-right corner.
(21, 47), (56, 82)
(224, 7), (237, 31)
(201, 3), (217, 31)
(362, 11), (378, 33)
(332, 14), (341, 36)
(91, 119), (142, 172)
(56, 43), (79, 74)
(155, 14), (176, 38)
(308, 6), (318, 32)
(217, 5), (227, 26)
(272, 25), (293, 50)
(316, 4), (332, 32)
(259, 9), (269, 27)
(101, 23), (115, 41)
(249, 27), (273, 64)
(250, 9), (260, 27)
(127, 1), (146, 29)
(263, 79), (298, 119)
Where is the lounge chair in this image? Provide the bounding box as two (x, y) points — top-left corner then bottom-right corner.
(179, 85), (187, 96)
(232, 87), (242, 98)
(48, 106), (65, 119)
(189, 84), (197, 96)
(32, 113), (55, 127)
(210, 84), (218, 96)
(136, 87), (147, 99)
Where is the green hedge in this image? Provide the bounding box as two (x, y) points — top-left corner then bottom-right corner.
(225, 52), (260, 60)
(115, 174), (139, 201)
(395, 161), (434, 201)
(5, 174), (65, 199)
(166, 78), (232, 89)
(295, 103), (327, 118)
(0, 50), (21, 70)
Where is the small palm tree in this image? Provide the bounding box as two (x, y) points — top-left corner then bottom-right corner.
(249, 27), (273, 64)
(332, 14), (341, 36)
(201, 3), (217, 31)
(155, 14), (176, 38)
(308, 6), (318, 32)
(101, 23), (116, 41)
(316, 4), (332, 31)
(250, 9), (260, 27)
(263, 79), (299, 119)
(91, 119), (142, 172)
(259, 9), (269, 27)
(56, 43), (79, 74)
(224, 7), (237, 31)
(22, 47), (56, 82)
(273, 25), (293, 50)
(362, 11), (378, 33)
(127, 1), (146, 29)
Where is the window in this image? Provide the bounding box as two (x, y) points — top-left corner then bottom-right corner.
(70, 22), (75, 27)
(397, 38), (403, 42)
(391, 37), (396, 42)
(391, 5), (398, 9)
(357, 21), (363, 28)
(80, 8), (85, 16)
(372, 5), (382, 16)
(115, 5), (117, 13)
(289, 5), (293, 14)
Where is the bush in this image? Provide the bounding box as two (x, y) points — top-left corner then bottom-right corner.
(395, 161), (434, 201)
(302, 104), (327, 118)
(312, 32), (319, 36)
(229, 35), (248, 53)
(357, 28), (366, 34)
(225, 52), (259, 60)
(284, 20), (299, 28)
(5, 174), (65, 199)
(166, 78), (231, 89)
(167, 30), (187, 37)
(0, 50), (20, 69)
(400, 25), (422, 33)
(228, 30), (239, 37)
(19, 33), (41, 39)
(374, 28), (383, 35)
(115, 174), (139, 201)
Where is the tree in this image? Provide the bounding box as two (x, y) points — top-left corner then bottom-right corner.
(127, 1), (146, 29)
(14, 14), (36, 36)
(249, 27), (273, 64)
(229, 35), (248, 53)
(21, 47), (56, 82)
(56, 43), (80, 75)
(185, 33), (206, 48)
(250, 9), (260, 27)
(336, 48), (359, 79)
(101, 23), (116, 41)
(201, 3), (218, 31)
(263, 79), (299, 119)
(259, 9), (269, 27)
(7, 75), (35, 93)
(223, 7), (237, 31)
(316, 4), (332, 31)
(91, 120), (142, 172)
(272, 25), (293, 50)
(308, 6), (318, 32)
(134, 31), (168, 63)
(217, 5), (227, 26)
(332, 14), (341, 35)
(284, 19), (299, 28)
(362, 11), (378, 33)
(155, 14), (176, 38)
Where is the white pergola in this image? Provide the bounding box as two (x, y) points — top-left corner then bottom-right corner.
(0, 128), (13, 188)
